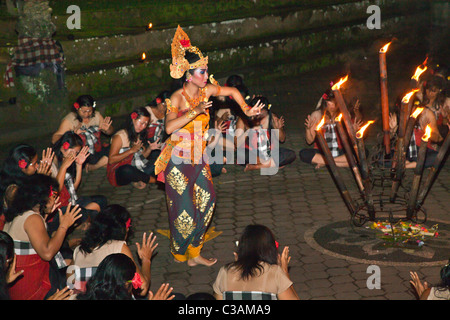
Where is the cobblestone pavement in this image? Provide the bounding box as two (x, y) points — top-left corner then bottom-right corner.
(2, 59), (448, 300)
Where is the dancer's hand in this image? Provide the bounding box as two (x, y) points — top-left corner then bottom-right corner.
(194, 101), (213, 115)
(6, 255), (24, 284)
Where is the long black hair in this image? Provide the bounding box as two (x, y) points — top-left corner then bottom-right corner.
(72, 94), (96, 122)
(4, 174), (59, 223)
(51, 131), (84, 178)
(76, 253), (136, 300)
(78, 204), (131, 254)
(226, 224), (278, 281)
(0, 144), (38, 213)
(124, 107), (150, 147)
(0, 231), (14, 300)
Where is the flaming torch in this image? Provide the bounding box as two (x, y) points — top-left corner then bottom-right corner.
(416, 130), (450, 211)
(356, 120), (376, 219)
(331, 76), (357, 148)
(146, 22), (153, 31)
(315, 116), (358, 216)
(379, 41), (392, 155)
(335, 114), (365, 193)
(410, 57), (428, 88)
(390, 89), (420, 178)
(406, 125), (432, 219)
(390, 106), (424, 202)
(140, 52), (147, 62)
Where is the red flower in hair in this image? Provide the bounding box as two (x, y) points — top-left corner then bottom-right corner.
(129, 273), (143, 289)
(275, 241), (279, 249)
(18, 159), (27, 169)
(131, 112), (138, 120)
(126, 218), (131, 229)
(63, 142), (70, 150)
(156, 98), (162, 104)
(322, 93), (329, 100)
(74, 102), (80, 109)
(180, 39), (190, 48)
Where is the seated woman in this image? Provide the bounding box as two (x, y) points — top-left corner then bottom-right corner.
(74, 253), (175, 300)
(52, 95), (114, 172)
(0, 144), (54, 217)
(299, 89), (362, 168)
(235, 96), (296, 172)
(50, 131), (107, 231)
(3, 174), (81, 300)
(403, 76), (446, 168)
(67, 204), (157, 296)
(107, 107), (158, 189)
(145, 91), (170, 172)
(212, 224), (299, 300)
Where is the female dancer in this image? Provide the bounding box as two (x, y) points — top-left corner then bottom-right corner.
(154, 25), (263, 267)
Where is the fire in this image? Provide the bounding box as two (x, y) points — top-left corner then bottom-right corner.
(356, 120), (375, 139)
(335, 114), (343, 122)
(411, 66), (427, 82)
(422, 125), (432, 142)
(147, 22), (153, 29)
(411, 107), (424, 118)
(141, 52), (146, 60)
(316, 116), (325, 131)
(401, 89), (420, 104)
(379, 42), (391, 53)
(331, 75), (348, 90)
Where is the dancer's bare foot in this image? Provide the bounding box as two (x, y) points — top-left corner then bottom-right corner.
(187, 255), (217, 267)
(132, 181), (147, 189)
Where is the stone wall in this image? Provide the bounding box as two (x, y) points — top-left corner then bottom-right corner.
(0, 0), (433, 144)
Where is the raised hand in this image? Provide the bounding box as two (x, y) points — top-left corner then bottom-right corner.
(194, 101), (213, 115)
(409, 271), (428, 299)
(131, 138), (144, 153)
(278, 246), (291, 275)
(75, 146), (90, 165)
(136, 232), (158, 262)
(148, 283), (175, 300)
(61, 151), (77, 170)
(246, 99), (264, 117)
(58, 202), (82, 231)
(99, 116), (113, 133)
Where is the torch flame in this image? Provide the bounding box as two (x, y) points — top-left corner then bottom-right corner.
(411, 66), (427, 82)
(147, 22), (153, 29)
(141, 52), (146, 60)
(316, 116), (325, 131)
(422, 125), (432, 142)
(411, 107), (424, 118)
(331, 75), (348, 90)
(335, 113), (343, 122)
(356, 120), (375, 139)
(401, 89), (419, 104)
(379, 42), (391, 53)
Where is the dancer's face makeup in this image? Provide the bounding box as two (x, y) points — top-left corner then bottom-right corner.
(191, 66), (208, 87)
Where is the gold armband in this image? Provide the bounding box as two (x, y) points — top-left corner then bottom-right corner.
(241, 103), (251, 111)
(186, 109), (198, 119)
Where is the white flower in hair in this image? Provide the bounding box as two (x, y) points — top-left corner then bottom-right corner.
(93, 101), (96, 108)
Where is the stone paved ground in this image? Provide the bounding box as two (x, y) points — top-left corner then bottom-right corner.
(1, 51), (448, 300)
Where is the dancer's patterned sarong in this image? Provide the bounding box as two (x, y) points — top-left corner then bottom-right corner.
(164, 157), (216, 261)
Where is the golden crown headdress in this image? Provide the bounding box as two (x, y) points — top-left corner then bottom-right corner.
(170, 25), (208, 79)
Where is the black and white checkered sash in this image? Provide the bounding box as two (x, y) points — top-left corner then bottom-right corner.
(323, 123), (340, 157)
(256, 128), (271, 160)
(223, 291), (277, 300)
(14, 240), (67, 269)
(148, 120), (164, 142)
(64, 173), (78, 205)
(74, 266), (97, 283)
(81, 125), (100, 154)
(119, 147), (148, 172)
(407, 126), (418, 160)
